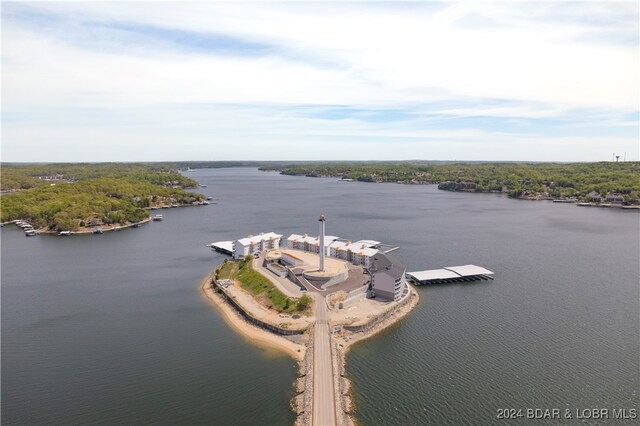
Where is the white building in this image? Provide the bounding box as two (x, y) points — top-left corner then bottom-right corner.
(233, 232), (283, 259)
(285, 234), (339, 254)
(328, 240), (380, 267)
(329, 241), (350, 260)
(351, 246), (379, 268)
(284, 233), (381, 267)
(370, 253), (406, 301)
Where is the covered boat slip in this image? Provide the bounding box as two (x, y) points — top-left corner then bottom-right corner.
(208, 241), (234, 255)
(407, 265), (494, 285)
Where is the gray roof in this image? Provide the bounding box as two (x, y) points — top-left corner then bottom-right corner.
(370, 252), (405, 280)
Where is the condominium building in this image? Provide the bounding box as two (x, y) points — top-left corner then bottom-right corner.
(233, 232), (283, 259)
(328, 240), (380, 267)
(285, 234), (339, 254)
(370, 253), (406, 301)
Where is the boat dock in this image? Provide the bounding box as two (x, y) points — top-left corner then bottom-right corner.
(407, 265), (494, 285)
(208, 241), (234, 255)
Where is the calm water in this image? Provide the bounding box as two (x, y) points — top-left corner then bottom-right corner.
(2, 168), (638, 425)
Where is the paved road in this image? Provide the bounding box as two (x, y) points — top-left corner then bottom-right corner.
(312, 293), (337, 426)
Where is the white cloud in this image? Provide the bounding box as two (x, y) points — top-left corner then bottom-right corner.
(1, 1), (638, 161)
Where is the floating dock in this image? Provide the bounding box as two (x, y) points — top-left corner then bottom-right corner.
(407, 265), (494, 285)
(208, 241), (234, 255)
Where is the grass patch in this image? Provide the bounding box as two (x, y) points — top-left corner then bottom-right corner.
(223, 256), (312, 314)
(217, 260), (239, 280)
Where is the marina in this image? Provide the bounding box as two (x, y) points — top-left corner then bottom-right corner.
(407, 265), (494, 285)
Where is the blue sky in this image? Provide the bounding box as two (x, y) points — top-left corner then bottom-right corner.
(2, 1), (638, 162)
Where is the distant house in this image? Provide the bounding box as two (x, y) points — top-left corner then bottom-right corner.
(605, 194), (624, 203)
(369, 253), (406, 301)
(587, 191), (603, 202)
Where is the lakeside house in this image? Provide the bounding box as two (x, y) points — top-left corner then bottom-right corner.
(587, 191), (603, 202)
(605, 194), (625, 203)
(369, 252), (407, 301)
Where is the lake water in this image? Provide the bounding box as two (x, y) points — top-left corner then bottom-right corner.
(2, 167), (638, 425)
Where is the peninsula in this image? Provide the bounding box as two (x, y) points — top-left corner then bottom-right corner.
(202, 215), (421, 425)
(1, 163), (207, 234)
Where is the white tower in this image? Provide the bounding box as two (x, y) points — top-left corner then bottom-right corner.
(319, 213), (326, 271)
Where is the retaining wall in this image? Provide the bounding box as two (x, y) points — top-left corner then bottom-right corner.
(212, 280), (307, 336)
(343, 286), (413, 333)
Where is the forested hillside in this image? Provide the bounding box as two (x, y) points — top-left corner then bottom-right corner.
(1, 164), (204, 231)
(259, 162), (640, 204)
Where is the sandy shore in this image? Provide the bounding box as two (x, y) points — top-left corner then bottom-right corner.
(200, 272), (306, 362)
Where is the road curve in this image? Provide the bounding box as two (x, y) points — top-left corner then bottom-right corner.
(312, 293), (337, 426)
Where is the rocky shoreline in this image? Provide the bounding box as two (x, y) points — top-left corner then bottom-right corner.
(332, 286), (420, 426)
(201, 266), (420, 425)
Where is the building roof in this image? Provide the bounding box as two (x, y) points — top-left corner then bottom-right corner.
(444, 265), (494, 276)
(370, 252), (405, 279)
(407, 264), (495, 282)
(210, 241), (234, 252)
(356, 247), (379, 257)
(354, 239), (380, 247)
(237, 232), (283, 245)
(329, 241), (348, 249)
(406, 269), (459, 281)
(323, 236), (340, 246)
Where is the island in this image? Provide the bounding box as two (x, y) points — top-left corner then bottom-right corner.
(202, 216), (421, 426)
(1, 163), (207, 234)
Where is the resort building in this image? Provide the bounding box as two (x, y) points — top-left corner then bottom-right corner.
(329, 241), (350, 260)
(233, 232), (283, 259)
(369, 253), (406, 301)
(285, 234), (339, 254)
(328, 240), (380, 267)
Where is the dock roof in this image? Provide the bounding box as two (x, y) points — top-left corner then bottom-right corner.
(210, 241), (234, 252)
(445, 265), (494, 276)
(407, 264), (494, 283)
(407, 269), (459, 281)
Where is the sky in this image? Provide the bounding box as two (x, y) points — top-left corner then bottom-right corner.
(1, 1), (639, 162)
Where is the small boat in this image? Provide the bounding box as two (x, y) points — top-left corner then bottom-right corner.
(577, 202), (592, 207)
(131, 223), (140, 228)
(202, 201), (210, 205)
(152, 214), (164, 221)
(206, 197), (213, 201)
(171, 204), (179, 208)
(93, 228), (104, 234)
(24, 230), (38, 237)
(161, 205), (170, 209)
(59, 231), (72, 236)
